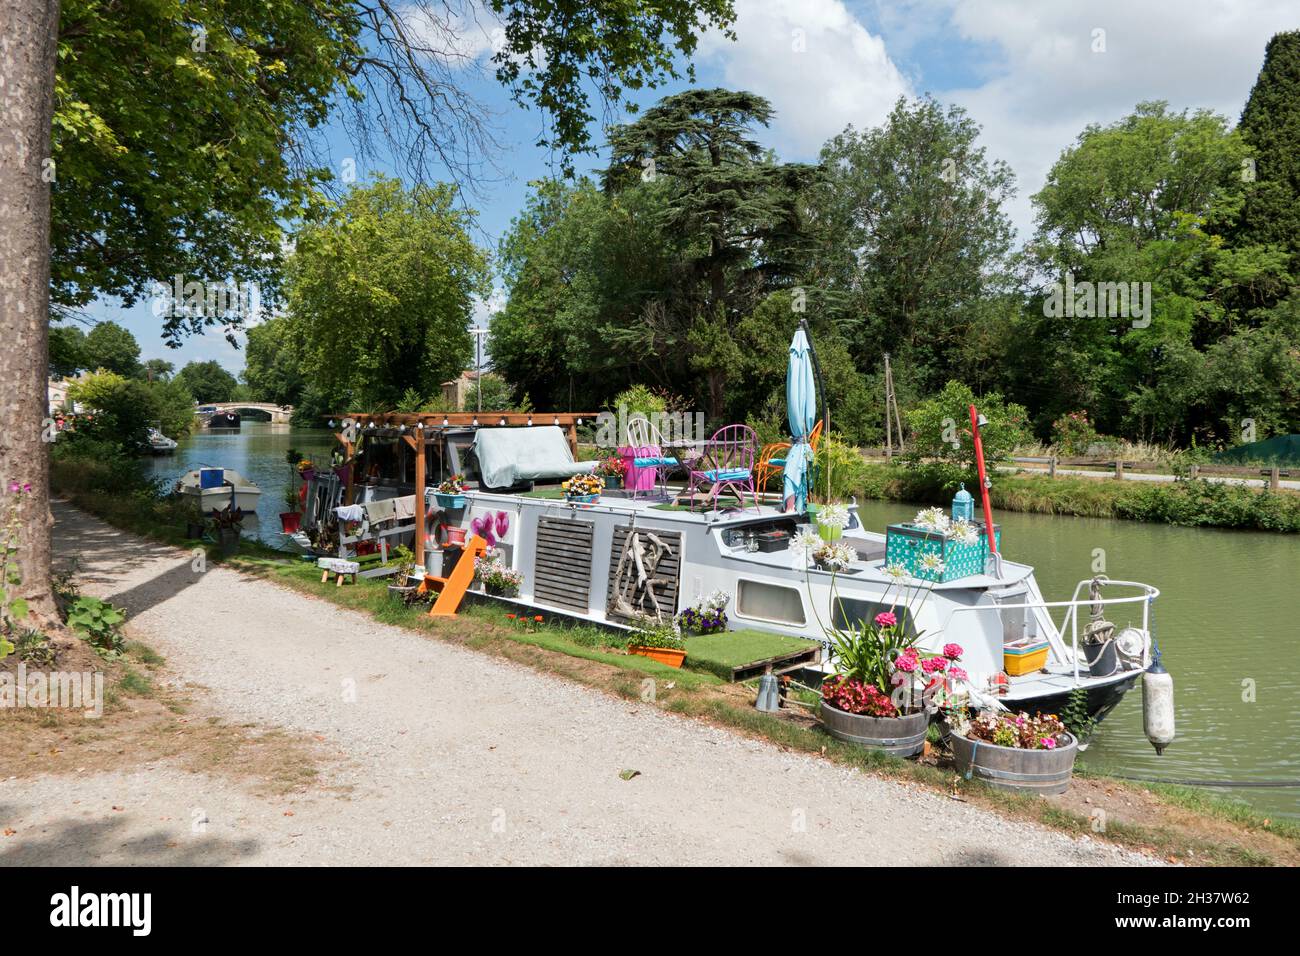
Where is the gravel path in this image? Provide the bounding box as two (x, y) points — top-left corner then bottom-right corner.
(1, 503), (1159, 866)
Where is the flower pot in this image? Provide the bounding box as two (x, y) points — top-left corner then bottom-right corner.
(604, 475), (623, 490)
(388, 583), (418, 600)
(435, 492), (466, 510)
(817, 523), (842, 542)
(216, 527), (240, 556)
(485, 583), (519, 597)
(949, 731), (1078, 795)
(818, 701), (928, 756)
(565, 494), (598, 505)
(628, 645), (686, 668)
(279, 511), (301, 534)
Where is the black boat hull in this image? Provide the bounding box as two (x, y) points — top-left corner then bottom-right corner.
(207, 411), (240, 429)
(1015, 672), (1141, 742)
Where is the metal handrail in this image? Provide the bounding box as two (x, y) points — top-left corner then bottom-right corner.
(939, 579), (1160, 686)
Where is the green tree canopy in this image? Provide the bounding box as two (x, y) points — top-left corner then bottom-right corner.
(288, 177), (490, 413)
(1022, 101), (1295, 443)
(242, 314), (306, 408)
(49, 324), (85, 378)
(174, 360), (238, 404)
(809, 96), (1018, 393)
(82, 320), (142, 377)
(52, 0), (738, 337)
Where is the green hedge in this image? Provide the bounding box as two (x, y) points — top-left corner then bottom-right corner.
(851, 462), (1300, 532)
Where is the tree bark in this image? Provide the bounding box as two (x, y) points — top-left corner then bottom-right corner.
(0, 0), (62, 626)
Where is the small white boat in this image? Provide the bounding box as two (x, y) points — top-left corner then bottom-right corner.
(178, 468), (261, 513)
(147, 427), (178, 455)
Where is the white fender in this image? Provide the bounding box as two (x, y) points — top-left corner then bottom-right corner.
(1142, 665), (1175, 754)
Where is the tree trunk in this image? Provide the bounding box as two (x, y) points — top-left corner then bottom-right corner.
(0, 0), (62, 626)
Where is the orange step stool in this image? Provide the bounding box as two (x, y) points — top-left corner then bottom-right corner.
(422, 535), (487, 616)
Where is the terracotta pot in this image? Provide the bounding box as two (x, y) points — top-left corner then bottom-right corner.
(628, 645), (686, 668)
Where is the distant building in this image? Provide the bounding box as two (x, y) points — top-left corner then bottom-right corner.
(439, 370), (501, 411)
(48, 377), (76, 414)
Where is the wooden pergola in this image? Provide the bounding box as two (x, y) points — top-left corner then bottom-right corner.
(328, 411), (598, 569)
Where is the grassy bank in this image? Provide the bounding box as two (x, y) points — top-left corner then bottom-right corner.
(48, 460), (1300, 865)
(852, 462), (1300, 532)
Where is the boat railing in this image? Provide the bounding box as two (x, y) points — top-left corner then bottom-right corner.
(939, 579), (1160, 685)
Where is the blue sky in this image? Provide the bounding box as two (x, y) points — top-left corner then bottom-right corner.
(77, 0), (1298, 376)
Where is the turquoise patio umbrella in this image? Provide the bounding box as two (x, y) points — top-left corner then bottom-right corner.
(782, 328), (817, 513)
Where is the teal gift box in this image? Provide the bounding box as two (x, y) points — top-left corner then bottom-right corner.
(884, 522), (1001, 582)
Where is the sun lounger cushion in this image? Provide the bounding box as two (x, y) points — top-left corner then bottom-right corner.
(473, 426), (597, 490)
(633, 455), (678, 468)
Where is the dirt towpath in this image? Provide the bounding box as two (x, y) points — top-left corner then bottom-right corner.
(0, 503), (1158, 866)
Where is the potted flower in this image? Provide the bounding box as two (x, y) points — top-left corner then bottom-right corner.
(946, 709), (1078, 795)
(802, 551), (966, 755)
(280, 485), (302, 533)
(676, 590), (730, 634)
(386, 544), (419, 598)
(209, 506), (244, 556)
(625, 614), (687, 668)
(596, 455), (627, 490)
(562, 473), (603, 503)
(181, 500), (207, 540)
(435, 474), (467, 510)
(795, 529), (856, 572)
(816, 501), (850, 542)
(474, 553), (523, 597)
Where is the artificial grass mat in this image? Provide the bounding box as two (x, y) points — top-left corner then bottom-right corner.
(683, 628), (820, 680)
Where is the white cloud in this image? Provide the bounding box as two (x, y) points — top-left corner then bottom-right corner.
(895, 0), (1300, 236)
(696, 0), (911, 157)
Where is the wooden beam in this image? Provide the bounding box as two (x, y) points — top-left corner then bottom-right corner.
(414, 426), (426, 570)
(330, 411), (596, 428)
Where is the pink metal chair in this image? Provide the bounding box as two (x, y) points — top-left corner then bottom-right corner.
(621, 417), (678, 499)
(686, 425), (759, 512)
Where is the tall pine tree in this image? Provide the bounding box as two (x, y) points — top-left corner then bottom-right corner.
(603, 90), (818, 419)
(1237, 32), (1300, 281)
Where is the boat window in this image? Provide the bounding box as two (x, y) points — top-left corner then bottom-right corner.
(831, 597), (914, 637)
(736, 580), (806, 626)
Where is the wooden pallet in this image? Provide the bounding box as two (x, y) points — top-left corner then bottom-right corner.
(728, 644), (823, 683)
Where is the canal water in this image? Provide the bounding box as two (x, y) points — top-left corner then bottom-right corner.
(146, 424), (1299, 818)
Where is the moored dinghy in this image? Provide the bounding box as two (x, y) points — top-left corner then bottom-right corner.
(178, 467), (261, 513)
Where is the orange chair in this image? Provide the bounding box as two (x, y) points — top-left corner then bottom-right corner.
(756, 420), (823, 493)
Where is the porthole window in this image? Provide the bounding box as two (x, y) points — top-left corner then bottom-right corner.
(736, 579), (806, 626)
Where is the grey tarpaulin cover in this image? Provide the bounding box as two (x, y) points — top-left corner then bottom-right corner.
(472, 426), (597, 489)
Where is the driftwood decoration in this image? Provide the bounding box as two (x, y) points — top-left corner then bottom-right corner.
(606, 527), (682, 623)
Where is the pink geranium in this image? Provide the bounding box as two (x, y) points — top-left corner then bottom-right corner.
(874, 611), (897, 628)
(1041, 737), (1057, 749)
(949, 666), (968, 682)
(943, 643), (963, 660)
(921, 656), (947, 674)
(893, 650), (917, 673)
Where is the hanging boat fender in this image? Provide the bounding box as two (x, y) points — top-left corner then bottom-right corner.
(1142, 642), (1175, 755)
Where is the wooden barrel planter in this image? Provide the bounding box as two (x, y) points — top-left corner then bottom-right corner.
(949, 732), (1078, 795)
(819, 702), (928, 756)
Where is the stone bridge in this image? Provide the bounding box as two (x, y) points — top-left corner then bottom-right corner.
(202, 402), (294, 424)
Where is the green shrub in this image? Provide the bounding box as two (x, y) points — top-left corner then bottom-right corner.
(66, 595), (127, 657)
(812, 431), (872, 503)
(904, 381), (1031, 474)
